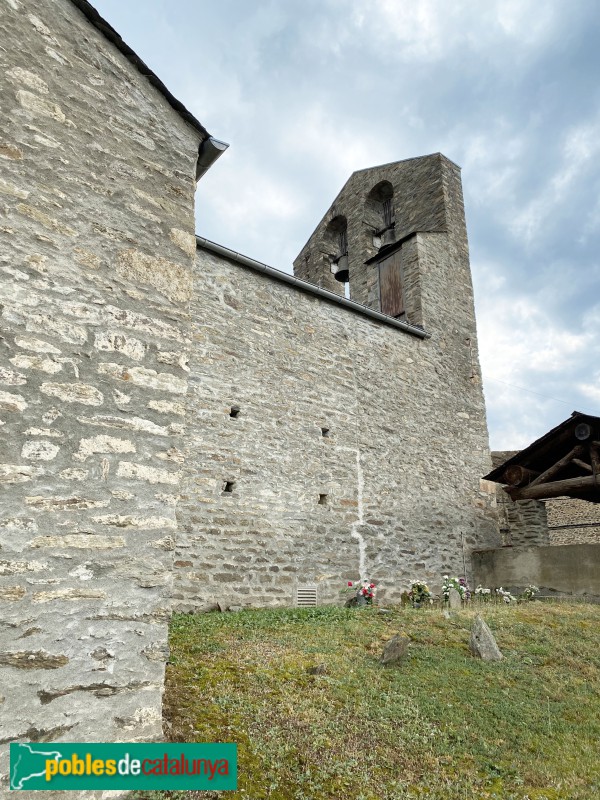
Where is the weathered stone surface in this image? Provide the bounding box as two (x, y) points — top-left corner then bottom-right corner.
(0, 0), (199, 763)
(92, 514), (176, 530)
(0, 390), (27, 412)
(0, 464), (43, 484)
(0, 560), (45, 575)
(469, 616), (503, 661)
(117, 461), (180, 485)
(77, 414), (169, 436)
(170, 227), (197, 257)
(98, 363), (187, 394)
(0, 366), (27, 385)
(0, 586), (27, 601)
(448, 587), (462, 609)
(74, 434), (136, 461)
(31, 588), (106, 604)
(29, 534), (125, 549)
(147, 399), (186, 416)
(381, 634), (410, 665)
(306, 663), (328, 675)
(0, 0), (503, 779)
(40, 382), (103, 405)
(94, 331), (146, 361)
(10, 354), (62, 374)
(25, 496), (108, 510)
(117, 249), (192, 303)
(21, 441), (60, 461)
(0, 651), (69, 669)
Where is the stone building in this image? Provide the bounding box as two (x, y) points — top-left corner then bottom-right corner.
(0, 0), (499, 789)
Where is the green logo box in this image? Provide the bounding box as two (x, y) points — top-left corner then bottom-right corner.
(10, 742), (237, 791)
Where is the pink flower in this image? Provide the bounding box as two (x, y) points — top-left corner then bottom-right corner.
(348, 581), (353, 587)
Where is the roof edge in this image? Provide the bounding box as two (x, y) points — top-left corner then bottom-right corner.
(196, 236), (430, 340)
(69, 0), (211, 141)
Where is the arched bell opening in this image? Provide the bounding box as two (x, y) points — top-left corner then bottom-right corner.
(323, 215), (349, 284)
(366, 180), (395, 248)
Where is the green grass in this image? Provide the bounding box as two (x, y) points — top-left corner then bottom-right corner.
(153, 602), (600, 799)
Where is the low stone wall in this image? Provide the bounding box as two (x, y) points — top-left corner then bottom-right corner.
(472, 544), (600, 601)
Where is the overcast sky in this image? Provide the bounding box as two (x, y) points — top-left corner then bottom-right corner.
(94, 0), (600, 451)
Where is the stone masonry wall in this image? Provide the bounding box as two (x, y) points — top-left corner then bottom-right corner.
(546, 497), (600, 546)
(293, 153), (452, 313)
(175, 240), (500, 611)
(0, 0), (201, 793)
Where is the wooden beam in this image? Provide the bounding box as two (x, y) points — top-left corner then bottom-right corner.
(572, 458), (593, 473)
(590, 444), (600, 485)
(508, 474), (598, 501)
(502, 465), (540, 486)
(527, 444), (584, 488)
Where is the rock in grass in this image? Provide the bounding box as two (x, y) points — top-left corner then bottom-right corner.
(380, 634), (409, 665)
(469, 615), (503, 661)
(306, 663), (328, 675)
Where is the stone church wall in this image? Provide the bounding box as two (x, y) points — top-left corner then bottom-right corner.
(0, 0), (501, 789)
(175, 235), (500, 610)
(0, 0), (201, 790)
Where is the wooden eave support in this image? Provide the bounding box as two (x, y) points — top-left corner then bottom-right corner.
(526, 444), (585, 489)
(508, 474), (598, 501)
(502, 465), (540, 486)
(572, 457), (593, 473)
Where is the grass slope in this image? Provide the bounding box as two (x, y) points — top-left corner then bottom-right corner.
(156, 603), (599, 800)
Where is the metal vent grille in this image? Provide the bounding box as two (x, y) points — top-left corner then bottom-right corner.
(297, 586), (318, 607)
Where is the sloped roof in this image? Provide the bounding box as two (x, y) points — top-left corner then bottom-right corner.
(485, 411), (600, 502)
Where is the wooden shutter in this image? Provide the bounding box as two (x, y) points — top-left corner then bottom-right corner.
(379, 250), (404, 317)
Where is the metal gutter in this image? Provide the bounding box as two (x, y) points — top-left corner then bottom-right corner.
(196, 237), (430, 340)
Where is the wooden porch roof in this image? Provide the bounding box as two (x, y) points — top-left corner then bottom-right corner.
(484, 412), (600, 503)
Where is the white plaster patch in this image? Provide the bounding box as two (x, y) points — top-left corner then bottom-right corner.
(113, 389), (131, 406)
